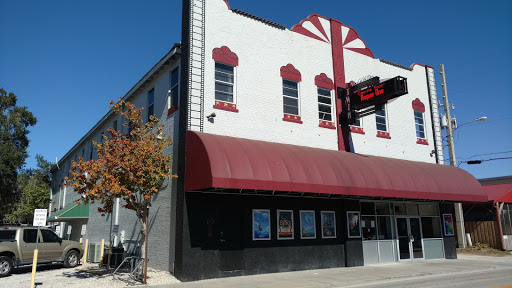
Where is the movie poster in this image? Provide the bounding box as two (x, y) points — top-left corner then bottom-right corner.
(347, 211), (361, 238)
(300, 210), (316, 239)
(443, 214), (454, 236)
(321, 211), (336, 238)
(253, 209), (270, 240)
(277, 210), (294, 240)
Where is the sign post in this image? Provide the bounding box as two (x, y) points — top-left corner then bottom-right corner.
(31, 209), (47, 288)
(67, 225), (72, 240)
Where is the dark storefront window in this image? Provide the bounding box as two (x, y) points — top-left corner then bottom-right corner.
(420, 204), (442, 238)
(377, 216), (396, 240)
(421, 217), (442, 238)
(361, 202), (395, 241)
(394, 203), (406, 215)
(376, 203), (392, 215)
(361, 202), (375, 215)
(362, 216), (377, 240)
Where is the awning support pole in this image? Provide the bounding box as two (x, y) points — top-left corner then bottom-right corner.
(495, 202), (505, 251)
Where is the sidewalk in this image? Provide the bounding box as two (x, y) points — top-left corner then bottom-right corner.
(151, 254), (512, 288)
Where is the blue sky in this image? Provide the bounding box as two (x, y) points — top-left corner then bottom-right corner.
(1, 0), (511, 179)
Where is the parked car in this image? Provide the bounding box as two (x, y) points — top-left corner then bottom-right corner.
(0, 226), (84, 277)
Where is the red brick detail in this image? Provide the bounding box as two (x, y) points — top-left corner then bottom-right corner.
(315, 73), (334, 90)
(212, 46), (239, 66)
(213, 101), (239, 113)
(319, 120), (336, 129)
(350, 126), (365, 134)
(283, 114), (303, 124)
(416, 138), (429, 145)
(168, 104), (178, 116)
(280, 64), (302, 82)
(412, 98), (425, 112)
(377, 131), (391, 139)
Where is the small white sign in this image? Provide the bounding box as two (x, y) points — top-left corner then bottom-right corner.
(33, 209), (48, 227)
(55, 225), (61, 235)
(81, 224), (87, 236)
(67, 225), (72, 235)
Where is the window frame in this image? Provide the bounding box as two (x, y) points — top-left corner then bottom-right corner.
(350, 117), (365, 134)
(375, 104), (391, 139)
(414, 110), (426, 139)
(317, 87), (333, 122)
(147, 88), (155, 122)
(214, 62), (236, 104)
(168, 67), (180, 115)
(283, 78), (300, 117)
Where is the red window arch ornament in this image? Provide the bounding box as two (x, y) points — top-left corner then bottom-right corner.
(412, 98), (425, 112)
(212, 46), (239, 66)
(314, 73), (334, 90)
(412, 98), (428, 145)
(280, 64), (302, 82)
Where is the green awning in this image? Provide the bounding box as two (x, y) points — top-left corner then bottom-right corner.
(47, 201), (89, 222)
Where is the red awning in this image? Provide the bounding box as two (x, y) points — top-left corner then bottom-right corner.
(483, 182), (512, 203)
(185, 131), (487, 202)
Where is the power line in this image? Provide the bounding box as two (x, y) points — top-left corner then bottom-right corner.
(459, 156), (512, 165)
(457, 150), (512, 160)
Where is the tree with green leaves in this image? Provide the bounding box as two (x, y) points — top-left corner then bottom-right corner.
(0, 88), (37, 222)
(66, 98), (174, 282)
(5, 155), (53, 224)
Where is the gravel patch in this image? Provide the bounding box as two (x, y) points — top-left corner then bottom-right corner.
(2, 263), (180, 287)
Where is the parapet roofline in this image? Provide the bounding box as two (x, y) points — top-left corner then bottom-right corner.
(52, 43), (181, 171)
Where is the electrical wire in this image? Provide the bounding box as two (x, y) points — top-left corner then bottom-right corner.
(457, 150), (512, 160)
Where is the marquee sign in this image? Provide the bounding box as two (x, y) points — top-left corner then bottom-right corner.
(349, 76), (408, 110)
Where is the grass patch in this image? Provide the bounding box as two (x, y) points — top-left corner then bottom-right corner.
(457, 242), (511, 257)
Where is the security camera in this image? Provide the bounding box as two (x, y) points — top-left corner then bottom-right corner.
(206, 112), (216, 119)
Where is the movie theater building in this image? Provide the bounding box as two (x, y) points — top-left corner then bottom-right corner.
(49, 0), (487, 281)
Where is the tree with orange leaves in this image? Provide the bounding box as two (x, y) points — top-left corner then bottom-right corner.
(66, 98), (174, 281)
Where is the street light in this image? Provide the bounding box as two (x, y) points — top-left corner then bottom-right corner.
(440, 64), (487, 248)
(452, 116), (487, 132)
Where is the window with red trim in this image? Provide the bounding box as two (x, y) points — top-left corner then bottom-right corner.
(376, 104), (391, 139)
(283, 79), (300, 116)
(215, 62), (235, 103)
(281, 64), (302, 123)
(350, 118), (365, 134)
(212, 46), (239, 112)
(412, 98), (427, 144)
(414, 111), (426, 139)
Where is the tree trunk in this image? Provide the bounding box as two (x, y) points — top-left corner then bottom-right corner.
(137, 206), (147, 280)
(137, 203), (149, 283)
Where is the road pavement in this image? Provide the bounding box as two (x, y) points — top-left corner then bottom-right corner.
(151, 254), (512, 288)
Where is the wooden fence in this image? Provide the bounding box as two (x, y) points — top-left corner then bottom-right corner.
(464, 221), (500, 249)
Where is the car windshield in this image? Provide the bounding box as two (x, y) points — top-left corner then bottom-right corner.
(0, 230), (16, 240)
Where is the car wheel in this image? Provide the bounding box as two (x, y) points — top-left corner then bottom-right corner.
(0, 256), (14, 277)
(63, 250), (79, 268)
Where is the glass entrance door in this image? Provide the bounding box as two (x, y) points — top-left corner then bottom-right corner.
(395, 216), (424, 261)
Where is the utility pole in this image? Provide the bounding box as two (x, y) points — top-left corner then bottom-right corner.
(440, 64), (466, 248)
